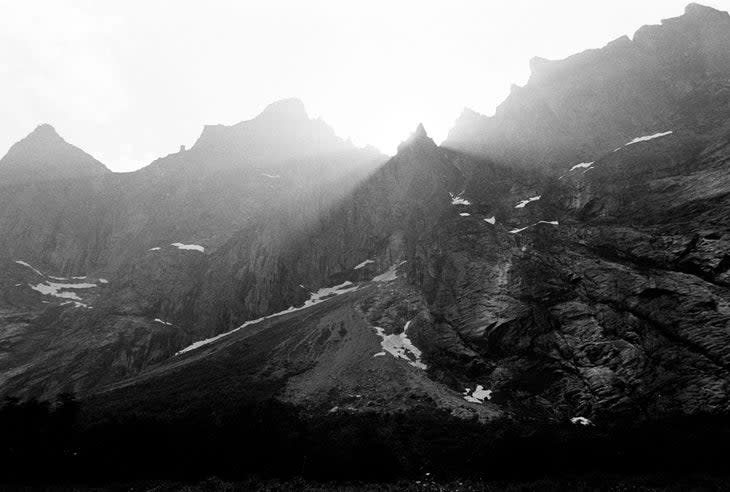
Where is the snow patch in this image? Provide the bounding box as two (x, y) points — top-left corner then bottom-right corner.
(463, 385), (492, 404)
(569, 161), (593, 172)
(625, 131), (672, 146)
(149, 247), (161, 251)
(261, 173), (281, 179)
(29, 281), (97, 301)
(450, 193), (471, 206)
(171, 242), (205, 252)
(98, 278), (109, 284)
(509, 220), (559, 233)
(15, 261), (44, 277)
(570, 416), (593, 426)
(459, 213), (470, 217)
(154, 318), (173, 326)
(354, 259), (375, 270)
(484, 216), (496, 225)
(176, 281), (359, 355)
(372, 320), (426, 369)
(372, 261), (406, 283)
(515, 195), (541, 209)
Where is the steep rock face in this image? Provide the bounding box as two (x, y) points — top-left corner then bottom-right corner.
(0, 102), (384, 399)
(445, 4), (730, 172)
(411, 124), (730, 422)
(181, 125), (467, 340)
(98, 113), (730, 426)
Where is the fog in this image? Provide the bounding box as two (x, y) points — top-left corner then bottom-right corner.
(1, 0), (726, 171)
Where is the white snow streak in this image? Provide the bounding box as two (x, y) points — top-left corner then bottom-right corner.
(154, 318), (173, 326)
(354, 259), (375, 270)
(484, 216), (496, 225)
(509, 220), (559, 233)
(149, 247), (161, 251)
(459, 212), (471, 217)
(176, 281), (359, 355)
(261, 173), (281, 179)
(625, 131), (672, 146)
(569, 162), (593, 172)
(570, 416), (593, 426)
(171, 242), (205, 252)
(515, 195), (541, 209)
(15, 261), (44, 277)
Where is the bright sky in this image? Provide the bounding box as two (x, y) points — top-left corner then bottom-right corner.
(1, 0), (728, 171)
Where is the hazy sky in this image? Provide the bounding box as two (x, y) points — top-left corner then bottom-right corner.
(2, 0), (728, 171)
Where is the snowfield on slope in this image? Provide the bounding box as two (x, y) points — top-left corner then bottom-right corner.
(450, 193), (471, 206)
(372, 261), (406, 282)
(463, 385), (492, 403)
(29, 281), (97, 301)
(176, 281), (359, 355)
(372, 320), (426, 369)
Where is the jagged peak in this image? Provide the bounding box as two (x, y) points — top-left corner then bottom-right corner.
(397, 123), (436, 153)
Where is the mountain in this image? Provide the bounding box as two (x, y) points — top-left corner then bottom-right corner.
(0, 100), (384, 398)
(3, 3), (730, 484)
(445, 3), (730, 172)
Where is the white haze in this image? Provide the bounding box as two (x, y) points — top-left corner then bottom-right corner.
(1, 0), (727, 171)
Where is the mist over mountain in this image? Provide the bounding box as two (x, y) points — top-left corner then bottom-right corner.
(446, 3), (730, 171)
(2, 3), (730, 488)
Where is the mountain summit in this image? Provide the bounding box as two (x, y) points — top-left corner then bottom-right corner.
(0, 124), (109, 184)
(183, 98), (355, 169)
